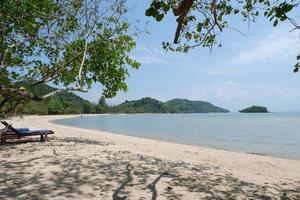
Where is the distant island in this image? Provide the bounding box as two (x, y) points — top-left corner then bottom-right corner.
(239, 105), (269, 113)
(21, 84), (230, 115)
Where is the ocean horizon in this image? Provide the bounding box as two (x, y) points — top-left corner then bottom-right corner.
(53, 112), (300, 160)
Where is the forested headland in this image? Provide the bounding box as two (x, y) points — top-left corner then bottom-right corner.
(20, 84), (229, 115)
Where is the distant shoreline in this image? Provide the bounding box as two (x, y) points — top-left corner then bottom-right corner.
(51, 113), (299, 160)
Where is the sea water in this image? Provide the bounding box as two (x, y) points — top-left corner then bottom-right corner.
(53, 113), (300, 160)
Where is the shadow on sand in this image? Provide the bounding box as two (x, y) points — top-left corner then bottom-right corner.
(0, 137), (299, 200)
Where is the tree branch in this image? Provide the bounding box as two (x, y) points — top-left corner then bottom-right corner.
(78, 31), (90, 88)
(0, 84), (41, 101)
(0, 84), (88, 102)
(173, 0), (195, 43)
(211, 0), (222, 32)
(42, 87), (88, 99)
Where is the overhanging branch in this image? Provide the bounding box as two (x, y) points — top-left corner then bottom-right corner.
(42, 87), (88, 99)
(0, 84), (88, 101)
(0, 84), (41, 101)
(78, 31), (90, 87)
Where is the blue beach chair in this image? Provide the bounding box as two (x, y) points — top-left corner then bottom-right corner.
(0, 120), (54, 143)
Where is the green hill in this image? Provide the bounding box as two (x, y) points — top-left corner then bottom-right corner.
(30, 83), (56, 96)
(239, 105), (269, 113)
(165, 98), (229, 113)
(111, 97), (169, 113)
(23, 84), (98, 115)
(22, 84), (230, 115)
(111, 98), (229, 113)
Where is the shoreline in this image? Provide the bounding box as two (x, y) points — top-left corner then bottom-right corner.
(12, 115), (300, 182)
(51, 114), (299, 161)
(1, 114), (300, 199)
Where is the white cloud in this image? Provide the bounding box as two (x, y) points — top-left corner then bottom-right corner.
(256, 84), (300, 99)
(177, 82), (300, 111)
(132, 44), (241, 76)
(103, 81), (300, 111)
(231, 29), (300, 66)
(75, 88), (102, 104)
(181, 82), (254, 103)
(132, 44), (197, 67)
(205, 68), (239, 76)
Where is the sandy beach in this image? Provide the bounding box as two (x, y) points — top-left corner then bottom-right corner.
(1, 114), (299, 199)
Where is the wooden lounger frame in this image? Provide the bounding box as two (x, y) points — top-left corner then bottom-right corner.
(0, 121), (53, 144)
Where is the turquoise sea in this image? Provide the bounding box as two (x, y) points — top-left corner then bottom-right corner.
(53, 113), (300, 160)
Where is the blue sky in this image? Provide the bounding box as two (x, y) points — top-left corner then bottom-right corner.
(77, 1), (300, 112)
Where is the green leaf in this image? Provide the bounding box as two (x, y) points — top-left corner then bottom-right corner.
(155, 13), (164, 21)
(293, 63), (299, 73)
(283, 4), (294, 12)
(196, 23), (202, 32)
(145, 7), (155, 16)
(234, 9), (239, 14)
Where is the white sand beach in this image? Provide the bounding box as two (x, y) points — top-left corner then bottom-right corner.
(1, 115), (299, 199)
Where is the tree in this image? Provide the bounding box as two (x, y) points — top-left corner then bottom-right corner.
(63, 105), (82, 114)
(82, 101), (95, 114)
(46, 98), (64, 115)
(0, 0), (140, 114)
(146, 0), (299, 71)
(98, 96), (107, 107)
(22, 102), (49, 115)
(95, 104), (106, 114)
(96, 95), (108, 113)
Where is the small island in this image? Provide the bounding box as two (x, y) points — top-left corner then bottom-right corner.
(239, 105), (269, 113)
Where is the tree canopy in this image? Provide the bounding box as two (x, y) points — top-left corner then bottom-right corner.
(0, 0), (140, 114)
(146, 0), (299, 71)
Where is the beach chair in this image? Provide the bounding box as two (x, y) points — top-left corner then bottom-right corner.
(0, 120), (54, 143)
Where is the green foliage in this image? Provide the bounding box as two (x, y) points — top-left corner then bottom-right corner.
(82, 101), (95, 114)
(111, 97), (229, 113)
(23, 102), (49, 115)
(98, 96), (107, 107)
(239, 105), (269, 113)
(94, 105), (106, 114)
(111, 97), (169, 113)
(294, 54), (300, 72)
(46, 98), (64, 115)
(0, 0), (140, 114)
(20, 84), (93, 115)
(31, 84), (56, 96)
(96, 96), (108, 113)
(63, 105), (81, 115)
(0, 94), (27, 114)
(146, 0), (299, 71)
(265, 2), (295, 26)
(145, 1), (170, 21)
(21, 85), (230, 115)
(165, 98), (229, 113)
